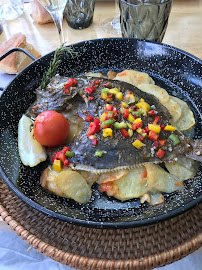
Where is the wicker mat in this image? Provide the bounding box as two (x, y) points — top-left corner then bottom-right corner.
(0, 179), (201, 270)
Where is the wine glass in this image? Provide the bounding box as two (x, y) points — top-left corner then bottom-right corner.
(37, 0), (67, 45)
(102, 0), (121, 34)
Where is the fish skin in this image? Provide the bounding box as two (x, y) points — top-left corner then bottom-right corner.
(28, 76), (195, 173)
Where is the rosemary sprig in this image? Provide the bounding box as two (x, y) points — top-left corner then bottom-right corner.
(39, 45), (77, 90)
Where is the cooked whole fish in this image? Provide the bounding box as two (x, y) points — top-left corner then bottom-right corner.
(27, 75), (200, 174)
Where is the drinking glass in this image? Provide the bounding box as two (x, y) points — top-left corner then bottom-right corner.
(37, 0), (67, 44)
(64, 0), (95, 29)
(0, 0), (24, 21)
(102, 0), (121, 34)
(119, 0), (172, 42)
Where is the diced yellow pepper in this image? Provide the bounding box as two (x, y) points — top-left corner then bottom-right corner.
(101, 92), (108, 100)
(132, 140), (144, 149)
(128, 129), (133, 137)
(121, 101), (128, 108)
(100, 112), (107, 122)
(128, 113), (135, 123)
(120, 107), (125, 114)
(53, 159), (62, 172)
(164, 125), (176, 131)
(108, 88), (119, 94)
(136, 128), (143, 133)
(127, 122), (132, 129)
(134, 118), (142, 123)
(136, 98), (151, 115)
(103, 128), (113, 137)
(148, 124), (161, 133)
(115, 92), (123, 100)
(142, 132), (147, 138)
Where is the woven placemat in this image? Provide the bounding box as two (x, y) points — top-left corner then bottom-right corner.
(0, 178), (201, 270)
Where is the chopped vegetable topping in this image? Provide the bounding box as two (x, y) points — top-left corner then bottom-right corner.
(92, 139), (98, 146)
(132, 139), (144, 149)
(159, 139), (167, 146)
(156, 149), (166, 159)
(128, 113), (135, 123)
(169, 134), (180, 145)
(103, 128), (113, 137)
(65, 151), (75, 158)
(148, 110), (156, 116)
(123, 109), (129, 119)
(53, 159), (62, 172)
(128, 129), (133, 137)
(164, 125), (176, 131)
(114, 122), (127, 129)
(148, 124), (161, 133)
(95, 150), (104, 157)
(87, 118), (100, 136)
(147, 131), (159, 141)
(136, 98), (151, 115)
(121, 128), (129, 137)
(86, 115), (94, 122)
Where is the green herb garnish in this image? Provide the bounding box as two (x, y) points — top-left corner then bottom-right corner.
(39, 44), (77, 90)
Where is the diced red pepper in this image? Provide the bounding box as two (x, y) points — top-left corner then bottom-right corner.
(90, 84), (95, 91)
(105, 104), (113, 111)
(142, 126), (150, 133)
(87, 118), (100, 136)
(64, 160), (70, 167)
(128, 91), (133, 94)
(113, 107), (118, 117)
(65, 78), (78, 88)
(129, 106), (134, 110)
(138, 134), (144, 142)
(62, 146), (70, 154)
(159, 139), (167, 146)
(56, 151), (66, 163)
(160, 124), (165, 130)
(105, 93), (113, 101)
(147, 131), (159, 141)
(65, 88), (70, 94)
(92, 139), (98, 146)
(153, 116), (160, 125)
(156, 149), (166, 159)
(123, 109), (129, 119)
(103, 124), (113, 129)
(135, 106), (138, 111)
(153, 141), (159, 148)
(132, 122), (143, 130)
(120, 128), (129, 137)
(148, 110), (156, 116)
(88, 96), (94, 101)
(51, 152), (57, 163)
(94, 79), (100, 86)
(85, 86), (94, 95)
(86, 115), (94, 122)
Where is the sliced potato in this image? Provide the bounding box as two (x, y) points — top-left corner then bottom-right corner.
(145, 164), (183, 193)
(96, 169), (128, 184)
(56, 169), (92, 203)
(140, 192), (165, 206)
(100, 166), (149, 200)
(137, 84), (170, 104)
(165, 156), (199, 181)
(163, 98), (182, 123)
(170, 96), (195, 131)
(114, 70), (154, 87)
(40, 166), (63, 196)
(85, 72), (106, 78)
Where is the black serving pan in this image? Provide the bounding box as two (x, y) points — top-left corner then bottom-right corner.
(0, 38), (201, 229)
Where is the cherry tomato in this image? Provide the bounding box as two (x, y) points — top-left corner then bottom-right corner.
(33, 110), (69, 146)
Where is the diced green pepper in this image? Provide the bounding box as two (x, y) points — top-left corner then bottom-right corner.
(169, 134), (180, 146)
(95, 150), (104, 157)
(101, 88), (109, 93)
(132, 110), (142, 117)
(114, 121), (127, 129)
(65, 151), (75, 158)
(102, 119), (114, 126)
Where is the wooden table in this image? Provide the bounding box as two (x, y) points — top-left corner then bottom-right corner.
(0, 0), (202, 229)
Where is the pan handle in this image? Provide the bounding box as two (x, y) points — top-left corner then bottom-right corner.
(0, 47), (36, 62)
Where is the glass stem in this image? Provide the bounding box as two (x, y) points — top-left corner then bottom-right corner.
(50, 9), (64, 45)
